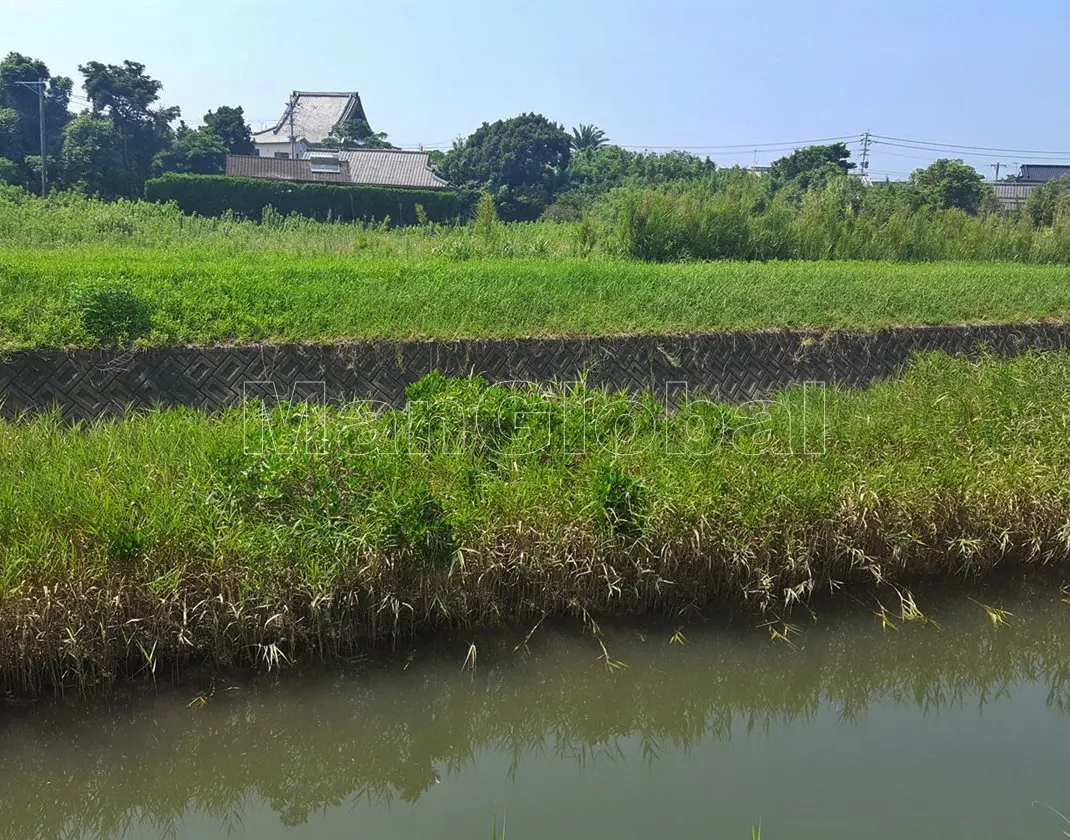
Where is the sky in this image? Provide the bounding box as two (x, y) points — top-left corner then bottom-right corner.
(4, 0), (1070, 179)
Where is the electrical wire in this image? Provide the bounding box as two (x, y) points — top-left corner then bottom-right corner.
(871, 134), (1070, 157)
(873, 140), (1069, 161)
(615, 134), (858, 151)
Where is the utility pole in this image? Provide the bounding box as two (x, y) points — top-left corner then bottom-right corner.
(859, 130), (871, 175)
(13, 78), (47, 194)
(288, 91), (297, 159)
(990, 162), (1003, 181)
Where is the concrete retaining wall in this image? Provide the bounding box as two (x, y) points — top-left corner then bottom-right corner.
(2, 323), (1067, 419)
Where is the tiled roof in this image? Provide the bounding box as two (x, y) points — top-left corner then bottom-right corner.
(990, 181), (1047, 211)
(1018, 164), (1070, 183)
(225, 151), (451, 190)
(335, 149), (450, 189)
(225, 155), (351, 184)
(992, 182), (1041, 200)
(253, 92), (367, 144)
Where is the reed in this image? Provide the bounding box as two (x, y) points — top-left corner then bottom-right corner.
(2, 351), (1070, 694)
(4, 183), (1070, 265)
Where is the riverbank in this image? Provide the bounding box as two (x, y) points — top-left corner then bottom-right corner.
(2, 351), (1070, 695)
(4, 248), (1070, 349)
(3, 577), (1070, 840)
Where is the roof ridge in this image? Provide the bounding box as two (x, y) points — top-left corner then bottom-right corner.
(253, 90), (365, 142)
(293, 90), (359, 97)
(336, 148), (428, 155)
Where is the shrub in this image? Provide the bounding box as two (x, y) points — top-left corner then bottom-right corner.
(540, 201), (581, 223)
(144, 173), (476, 226)
(384, 483), (457, 569)
(591, 462), (648, 541)
(72, 279), (153, 345)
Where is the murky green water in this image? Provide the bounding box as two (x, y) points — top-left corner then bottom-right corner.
(3, 577), (1070, 839)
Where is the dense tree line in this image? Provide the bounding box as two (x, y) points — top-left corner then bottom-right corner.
(437, 115), (1002, 223)
(0, 52), (253, 198)
(0, 48), (1047, 230)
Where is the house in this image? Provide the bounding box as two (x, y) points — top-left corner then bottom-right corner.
(990, 163), (1070, 212)
(991, 181), (1040, 213)
(253, 91), (368, 158)
(1018, 164), (1070, 183)
(225, 148), (451, 190)
(225, 153), (351, 184)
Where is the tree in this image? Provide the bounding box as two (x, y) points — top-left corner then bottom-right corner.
(58, 114), (125, 198)
(1023, 176), (1070, 227)
(0, 52), (72, 192)
(152, 123), (227, 175)
(78, 60), (179, 196)
(0, 107), (19, 163)
(909, 158), (986, 214)
(203, 105), (254, 155)
(0, 156), (19, 185)
(570, 124), (609, 152)
(322, 117), (391, 149)
(770, 143), (855, 192)
(560, 145), (717, 208)
(441, 113), (571, 220)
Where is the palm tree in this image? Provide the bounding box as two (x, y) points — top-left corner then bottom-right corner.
(570, 124), (609, 153)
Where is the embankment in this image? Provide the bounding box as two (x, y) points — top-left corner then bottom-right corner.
(2, 352), (1070, 695)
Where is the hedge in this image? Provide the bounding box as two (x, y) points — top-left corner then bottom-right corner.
(144, 173), (475, 225)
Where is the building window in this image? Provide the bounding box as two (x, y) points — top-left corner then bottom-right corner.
(274, 152), (290, 159)
(308, 153), (342, 174)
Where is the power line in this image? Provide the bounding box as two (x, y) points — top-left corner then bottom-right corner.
(871, 148), (945, 162)
(873, 139), (1069, 161)
(615, 134), (857, 151)
(871, 134), (1070, 157)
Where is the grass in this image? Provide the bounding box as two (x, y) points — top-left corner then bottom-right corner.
(6, 180), (1070, 266)
(4, 247), (1070, 349)
(3, 351), (1070, 694)
(4, 187), (1070, 349)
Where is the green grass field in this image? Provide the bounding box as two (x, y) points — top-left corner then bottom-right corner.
(4, 247), (1070, 349)
(3, 352), (1070, 693)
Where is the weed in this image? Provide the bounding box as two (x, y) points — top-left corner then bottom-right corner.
(71, 279), (153, 345)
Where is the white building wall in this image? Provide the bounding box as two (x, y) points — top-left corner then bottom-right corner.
(254, 139), (309, 158)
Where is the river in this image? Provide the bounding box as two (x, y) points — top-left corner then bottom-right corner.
(2, 575), (1069, 839)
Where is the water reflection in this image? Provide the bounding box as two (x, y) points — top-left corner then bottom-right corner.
(1, 579), (1069, 840)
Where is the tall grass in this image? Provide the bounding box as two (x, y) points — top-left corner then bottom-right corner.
(3, 246), (1070, 349)
(611, 181), (1070, 263)
(0, 186), (582, 259)
(3, 352), (1070, 694)
(3, 182), (1070, 264)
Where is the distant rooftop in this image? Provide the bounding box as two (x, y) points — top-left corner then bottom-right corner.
(333, 149), (450, 189)
(1017, 164), (1070, 183)
(226, 149), (450, 190)
(253, 92), (368, 145)
(226, 155), (350, 184)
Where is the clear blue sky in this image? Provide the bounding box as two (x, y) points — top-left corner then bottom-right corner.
(4, 0), (1069, 178)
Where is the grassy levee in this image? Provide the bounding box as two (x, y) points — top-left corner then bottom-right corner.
(4, 247), (1070, 348)
(2, 352), (1070, 694)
